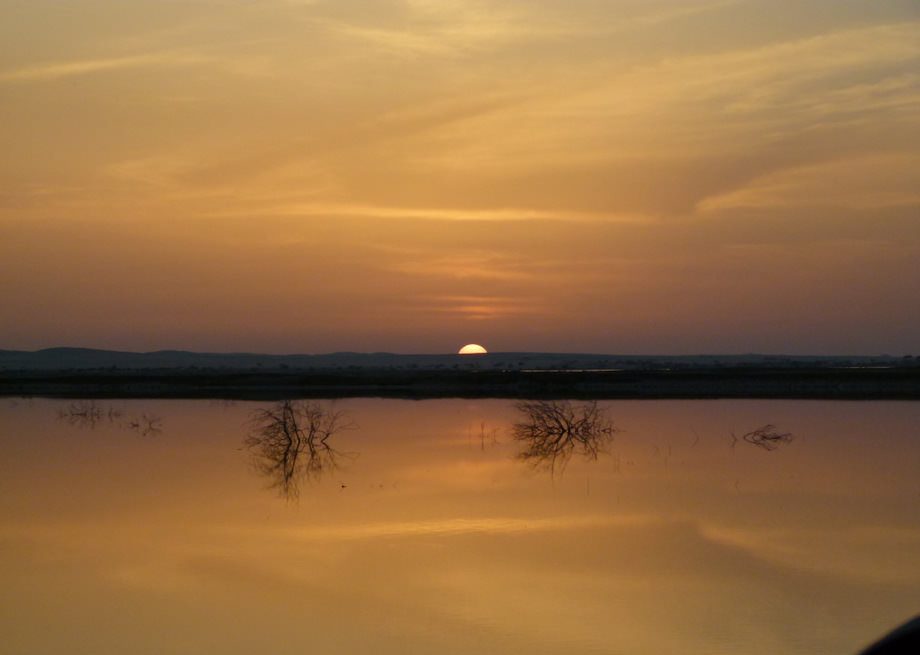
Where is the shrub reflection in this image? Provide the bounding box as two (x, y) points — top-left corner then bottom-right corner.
(512, 400), (617, 476)
(244, 400), (355, 499)
(57, 401), (162, 436)
(739, 424), (794, 451)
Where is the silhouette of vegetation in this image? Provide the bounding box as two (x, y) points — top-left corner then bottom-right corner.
(125, 413), (162, 436)
(469, 421), (500, 451)
(737, 424), (794, 451)
(244, 400), (356, 500)
(57, 401), (114, 428)
(57, 401), (161, 435)
(512, 400), (617, 475)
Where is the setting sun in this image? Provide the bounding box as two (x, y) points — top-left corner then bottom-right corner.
(458, 344), (488, 355)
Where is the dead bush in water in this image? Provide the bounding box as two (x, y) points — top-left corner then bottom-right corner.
(512, 400), (617, 475)
(740, 424), (793, 451)
(245, 400), (356, 499)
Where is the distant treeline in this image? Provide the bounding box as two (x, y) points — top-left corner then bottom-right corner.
(1, 346), (916, 373)
(2, 366), (920, 400)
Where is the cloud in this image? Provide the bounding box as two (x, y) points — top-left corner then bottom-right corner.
(307, 0), (741, 60)
(386, 252), (537, 282)
(0, 51), (212, 83)
(422, 294), (544, 321)
(240, 201), (646, 222)
(697, 154), (920, 213)
(437, 21), (920, 164)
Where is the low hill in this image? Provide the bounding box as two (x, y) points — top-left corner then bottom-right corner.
(0, 347), (910, 372)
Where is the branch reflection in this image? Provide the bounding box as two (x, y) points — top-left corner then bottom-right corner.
(244, 400), (356, 500)
(740, 424), (794, 451)
(57, 401), (114, 429)
(57, 401), (162, 436)
(512, 400), (617, 476)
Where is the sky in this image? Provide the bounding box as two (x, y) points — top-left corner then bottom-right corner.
(1, 0), (918, 354)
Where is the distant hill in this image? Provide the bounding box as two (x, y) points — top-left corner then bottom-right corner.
(0, 347), (909, 372)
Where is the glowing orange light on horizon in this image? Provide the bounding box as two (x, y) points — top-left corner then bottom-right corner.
(458, 344), (488, 355)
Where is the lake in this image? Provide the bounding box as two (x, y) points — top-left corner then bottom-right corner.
(1, 398), (918, 654)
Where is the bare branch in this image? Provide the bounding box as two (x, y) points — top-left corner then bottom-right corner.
(742, 424), (794, 451)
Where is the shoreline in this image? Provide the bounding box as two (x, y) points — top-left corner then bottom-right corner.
(3, 367), (920, 400)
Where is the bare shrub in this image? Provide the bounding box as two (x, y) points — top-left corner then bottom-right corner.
(741, 424), (794, 451)
(512, 400), (617, 475)
(244, 400), (356, 499)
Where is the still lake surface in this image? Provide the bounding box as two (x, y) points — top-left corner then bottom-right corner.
(1, 398), (918, 654)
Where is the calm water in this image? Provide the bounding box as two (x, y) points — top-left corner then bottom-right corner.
(1, 398), (918, 654)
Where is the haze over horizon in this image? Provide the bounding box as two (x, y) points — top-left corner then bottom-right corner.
(2, 1), (918, 355)
(0, 345), (913, 359)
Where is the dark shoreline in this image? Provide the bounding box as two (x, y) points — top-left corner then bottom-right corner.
(3, 367), (920, 400)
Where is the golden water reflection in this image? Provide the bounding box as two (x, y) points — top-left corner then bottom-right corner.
(1, 398), (919, 654)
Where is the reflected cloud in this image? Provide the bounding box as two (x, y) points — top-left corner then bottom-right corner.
(244, 400), (356, 500)
(512, 400), (617, 475)
(6, 397), (920, 655)
(276, 515), (641, 541)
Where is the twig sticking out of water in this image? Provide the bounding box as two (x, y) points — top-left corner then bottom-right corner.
(478, 421), (500, 450)
(57, 402), (161, 436)
(126, 414), (162, 437)
(742, 424), (794, 451)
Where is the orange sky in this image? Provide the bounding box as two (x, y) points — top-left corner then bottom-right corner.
(1, 1), (918, 353)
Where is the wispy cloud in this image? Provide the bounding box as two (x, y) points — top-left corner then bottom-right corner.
(427, 294), (543, 321)
(310, 0), (741, 59)
(697, 154), (920, 213)
(386, 251), (537, 282)
(0, 51), (212, 83)
(247, 202), (645, 222)
(426, 22), (920, 163)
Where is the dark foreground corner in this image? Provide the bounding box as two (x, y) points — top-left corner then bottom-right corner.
(858, 616), (920, 655)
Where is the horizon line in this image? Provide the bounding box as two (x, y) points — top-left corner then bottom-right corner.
(0, 346), (912, 359)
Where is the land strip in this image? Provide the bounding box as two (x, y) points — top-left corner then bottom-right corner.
(3, 367), (920, 400)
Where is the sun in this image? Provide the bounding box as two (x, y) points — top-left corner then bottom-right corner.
(458, 343), (488, 355)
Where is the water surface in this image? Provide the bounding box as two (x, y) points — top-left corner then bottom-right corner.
(1, 398), (918, 654)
